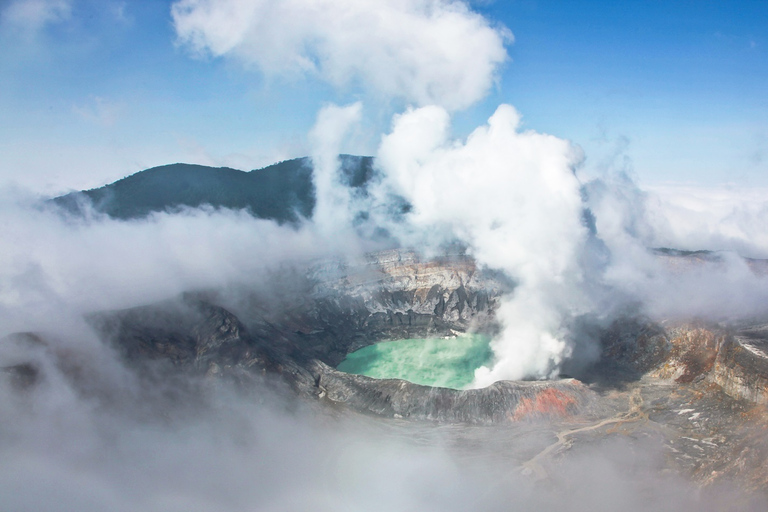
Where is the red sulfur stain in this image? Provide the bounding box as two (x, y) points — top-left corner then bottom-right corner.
(512, 388), (578, 421)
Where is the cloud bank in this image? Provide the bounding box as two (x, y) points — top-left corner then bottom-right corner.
(644, 184), (768, 259)
(0, 191), (376, 338)
(171, 0), (511, 110)
(2, 312), (764, 512)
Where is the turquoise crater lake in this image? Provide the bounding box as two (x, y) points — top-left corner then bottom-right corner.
(336, 334), (493, 390)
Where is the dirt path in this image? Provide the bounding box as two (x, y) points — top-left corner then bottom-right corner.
(521, 387), (646, 480)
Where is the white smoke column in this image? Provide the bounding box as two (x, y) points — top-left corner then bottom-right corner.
(308, 102), (362, 236)
(171, 0), (510, 110)
(376, 104), (588, 384)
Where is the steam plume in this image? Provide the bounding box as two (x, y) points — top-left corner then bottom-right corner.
(309, 102), (363, 236)
(375, 104), (589, 383)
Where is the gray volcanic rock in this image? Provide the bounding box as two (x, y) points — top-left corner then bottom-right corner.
(85, 249), (576, 423)
(711, 327), (768, 404)
(93, 298), (269, 372)
(598, 315), (768, 407)
(1, 362), (38, 391)
(298, 249), (506, 362)
(90, 293), (599, 424)
(78, 249), (601, 423)
(308, 359), (599, 423)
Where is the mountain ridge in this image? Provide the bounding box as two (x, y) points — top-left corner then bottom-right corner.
(52, 155), (375, 223)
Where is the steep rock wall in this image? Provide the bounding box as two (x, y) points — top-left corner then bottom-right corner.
(712, 335), (768, 404)
(284, 249), (505, 364)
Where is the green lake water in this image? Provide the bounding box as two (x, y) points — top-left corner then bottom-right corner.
(336, 334), (493, 390)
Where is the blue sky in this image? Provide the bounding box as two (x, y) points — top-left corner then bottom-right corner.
(483, 1), (768, 187)
(1, 0), (766, 193)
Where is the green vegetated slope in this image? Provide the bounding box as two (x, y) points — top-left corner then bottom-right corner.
(53, 155), (375, 223)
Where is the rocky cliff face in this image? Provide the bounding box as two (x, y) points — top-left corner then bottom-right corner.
(278, 249), (504, 365)
(75, 249), (768, 418)
(597, 316), (768, 406)
(310, 359), (598, 423)
(76, 249), (604, 423)
(712, 329), (768, 404)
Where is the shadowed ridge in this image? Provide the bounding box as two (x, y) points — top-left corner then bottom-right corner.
(51, 155), (375, 222)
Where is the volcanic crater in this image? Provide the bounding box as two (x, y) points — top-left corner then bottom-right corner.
(8, 248), (768, 490)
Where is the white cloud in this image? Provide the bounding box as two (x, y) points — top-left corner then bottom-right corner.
(1, 0), (71, 32)
(582, 176), (768, 322)
(2, 326), (749, 512)
(171, 0), (510, 110)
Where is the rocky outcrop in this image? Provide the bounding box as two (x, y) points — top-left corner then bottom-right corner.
(597, 317), (670, 376)
(310, 249), (503, 323)
(711, 334), (768, 404)
(307, 359), (597, 423)
(1, 362), (38, 391)
(90, 297), (276, 383)
(659, 323), (768, 404)
(653, 323), (725, 383)
(602, 318), (768, 405)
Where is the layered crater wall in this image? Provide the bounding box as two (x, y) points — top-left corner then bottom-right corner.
(73, 249), (605, 423)
(300, 249), (506, 363)
(8, 249), (768, 425)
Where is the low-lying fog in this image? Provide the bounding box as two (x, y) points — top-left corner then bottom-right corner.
(2, 314), (765, 512)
